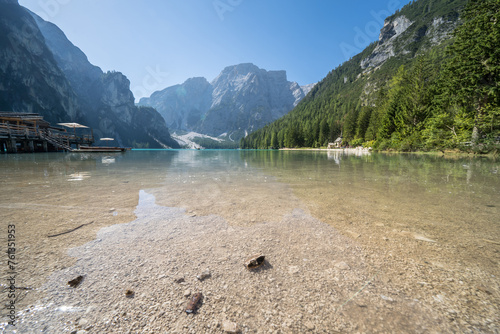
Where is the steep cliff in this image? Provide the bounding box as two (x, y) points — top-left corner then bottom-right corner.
(28, 10), (179, 148)
(141, 77), (213, 133)
(0, 1), (82, 124)
(0, 1), (179, 148)
(139, 63), (313, 141)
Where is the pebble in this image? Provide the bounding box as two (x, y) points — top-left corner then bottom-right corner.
(288, 266), (300, 274)
(197, 270), (211, 281)
(335, 261), (350, 270)
(305, 321), (315, 330)
(380, 295), (395, 302)
(183, 289), (191, 297)
(222, 320), (240, 333)
(78, 318), (88, 327)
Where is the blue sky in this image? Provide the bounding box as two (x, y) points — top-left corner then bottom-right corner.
(19, 0), (412, 101)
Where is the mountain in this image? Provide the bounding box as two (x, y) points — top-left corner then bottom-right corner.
(241, 0), (497, 152)
(0, 0), (179, 148)
(0, 0), (82, 123)
(139, 63), (314, 142)
(139, 77), (213, 135)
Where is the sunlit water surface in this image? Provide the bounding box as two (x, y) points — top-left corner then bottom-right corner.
(0, 150), (499, 333)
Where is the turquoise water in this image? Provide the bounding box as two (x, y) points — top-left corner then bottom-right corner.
(1, 150), (499, 332)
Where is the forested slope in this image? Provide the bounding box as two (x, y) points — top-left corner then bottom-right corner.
(241, 0), (499, 153)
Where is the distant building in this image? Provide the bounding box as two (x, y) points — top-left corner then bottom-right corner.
(327, 137), (343, 149)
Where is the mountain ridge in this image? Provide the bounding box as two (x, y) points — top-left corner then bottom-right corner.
(241, 0), (491, 151)
(139, 63), (315, 142)
(0, 2), (179, 149)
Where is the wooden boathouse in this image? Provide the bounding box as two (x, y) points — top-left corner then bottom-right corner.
(0, 112), (94, 153)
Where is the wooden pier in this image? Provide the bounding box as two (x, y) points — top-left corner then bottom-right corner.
(0, 112), (94, 153)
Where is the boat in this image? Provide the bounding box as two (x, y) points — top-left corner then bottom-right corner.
(75, 146), (129, 153)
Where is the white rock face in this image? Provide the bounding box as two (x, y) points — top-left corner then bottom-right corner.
(427, 17), (457, 46)
(139, 63), (313, 140)
(361, 15), (413, 69)
(300, 83), (317, 97)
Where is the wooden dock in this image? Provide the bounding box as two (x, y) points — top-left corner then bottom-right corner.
(0, 112), (94, 153)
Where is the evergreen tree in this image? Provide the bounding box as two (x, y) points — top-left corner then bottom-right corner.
(343, 108), (359, 143)
(319, 118), (330, 145)
(378, 66), (408, 139)
(269, 132), (276, 148)
(356, 106), (373, 141)
(444, 0), (500, 146)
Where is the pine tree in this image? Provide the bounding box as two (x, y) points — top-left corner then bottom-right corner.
(444, 0), (500, 146)
(270, 132), (278, 149)
(319, 118), (330, 146)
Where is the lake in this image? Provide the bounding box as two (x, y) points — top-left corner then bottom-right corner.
(1, 150), (499, 333)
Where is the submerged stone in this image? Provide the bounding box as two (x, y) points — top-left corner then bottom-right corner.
(67, 275), (84, 288)
(245, 254), (265, 270)
(185, 292), (203, 314)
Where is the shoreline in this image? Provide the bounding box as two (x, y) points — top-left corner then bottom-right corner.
(278, 147), (499, 158)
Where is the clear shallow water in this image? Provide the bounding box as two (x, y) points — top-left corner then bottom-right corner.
(0, 150), (499, 333)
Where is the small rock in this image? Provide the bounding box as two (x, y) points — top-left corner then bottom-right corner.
(305, 321), (315, 330)
(174, 277), (185, 283)
(347, 230), (361, 239)
(288, 266), (300, 274)
(381, 295), (395, 302)
(245, 254), (265, 269)
(68, 275), (84, 288)
(185, 292), (202, 313)
(222, 320), (240, 333)
(125, 290), (135, 298)
(197, 270), (211, 281)
(183, 289), (191, 297)
(335, 261), (350, 270)
(78, 318), (88, 327)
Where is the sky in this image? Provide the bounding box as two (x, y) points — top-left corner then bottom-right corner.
(18, 0), (412, 101)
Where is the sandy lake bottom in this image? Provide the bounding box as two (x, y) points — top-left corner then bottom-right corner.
(0, 150), (499, 333)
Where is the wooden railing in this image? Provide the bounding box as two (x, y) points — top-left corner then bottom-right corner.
(0, 123), (38, 138)
(1, 123), (92, 142)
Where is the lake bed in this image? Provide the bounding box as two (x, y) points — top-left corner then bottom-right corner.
(1, 150), (499, 333)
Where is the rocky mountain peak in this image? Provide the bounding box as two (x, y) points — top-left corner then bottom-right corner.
(184, 76), (211, 88)
(217, 63), (261, 78)
(139, 63), (312, 141)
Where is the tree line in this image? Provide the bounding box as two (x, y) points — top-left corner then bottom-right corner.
(241, 0), (499, 153)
